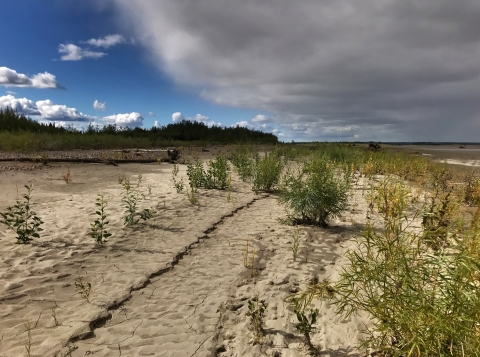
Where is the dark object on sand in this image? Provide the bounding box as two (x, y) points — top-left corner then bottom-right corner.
(167, 148), (181, 162)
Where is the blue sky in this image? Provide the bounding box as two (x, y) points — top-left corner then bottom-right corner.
(0, 1), (281, 138)
(2, 1), (480, 142)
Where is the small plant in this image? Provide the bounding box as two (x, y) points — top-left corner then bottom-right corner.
(75, 277), (92, 302)
(23, 320), (33, 357)
(286, 281), (333, 352)
(63, 166), (71, 183)
(90, 194), (112, 244)
(246, 295), (268, 344)
(292, 226), (301, 262)
(172, 164), (184, 193)
(243, 237), (257, 277)
(136, 174), (143, 187)
(0, 184), (44, 244)
(121, 177), (156, 226)
(187, 184), (198, 205)
(118, 174), (127, 185)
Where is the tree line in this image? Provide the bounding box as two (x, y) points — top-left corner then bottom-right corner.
(0, 107), (278, 144)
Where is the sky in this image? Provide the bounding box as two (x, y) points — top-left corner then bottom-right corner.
(1, 0), (480, 142)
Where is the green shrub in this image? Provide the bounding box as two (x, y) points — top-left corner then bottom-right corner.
(252, 150), (283, 193)
(186, 154), (230, 190)
(0, 184), (44, 244)
(186, 156), (206, 191)
(230, 147), (256, 181)
(290, 178), (480, 356)
(279, 158), (349, 226)
(204, 154), (229, 189)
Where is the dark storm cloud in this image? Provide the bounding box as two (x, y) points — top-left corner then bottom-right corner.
(113, 0), (480, 141)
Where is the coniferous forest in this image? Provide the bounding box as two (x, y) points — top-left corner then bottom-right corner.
(0, 107), (278, 151)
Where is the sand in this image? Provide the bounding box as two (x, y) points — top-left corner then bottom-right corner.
(0, 158), (373, 357)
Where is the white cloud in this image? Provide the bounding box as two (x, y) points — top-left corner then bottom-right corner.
(0, 67), (62, 89)
(0, 95), (93, 122)
(172, 111), (184, 122)
(84, 34), (126, 48)
(36, 99), (93, 121)
(0, 95), (39, 115)
(103, 112), (144, 127)
(251, 114), (272, 123)
(232, 114), (283, 137)
(153, 120), (159, 127)
(148, 111), (158, 117)
(6, 91), (16, 95)
(58, 44), (106, 61)
(113, 0), (480, 141)
(93, 99), (106, 111)
(171, 111), (219, 127)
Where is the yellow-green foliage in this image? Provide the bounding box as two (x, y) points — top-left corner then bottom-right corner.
(289, 172), (480, 356)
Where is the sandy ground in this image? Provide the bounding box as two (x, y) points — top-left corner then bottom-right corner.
(0, 157), (377, 357)
(1, 144), (478, 356)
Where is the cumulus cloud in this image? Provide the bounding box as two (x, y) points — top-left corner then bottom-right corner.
(36, 100), (93, 121)
(59, 44), (106, 61)
(233, 114), (284, 138)
(84, 34), (126, 48)
(171, 111), (219, 127)
(103, 112), (144, 127)
(0, 95), (92, 122)
(93, 99), (106, 111)
(153, 120), (159, 127)
(0, 67), (62, 89)
(148, 111), (158, 117)
(113, 0), (480, 141)
(0, 95), (39, 115)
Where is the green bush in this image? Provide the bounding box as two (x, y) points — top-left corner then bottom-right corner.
(204, 154), (229, 189)
(230, 147), (255, 182)
(186, 154), (230, 190)
(279, 157), (349, 226)
(290, 177), (480, 356)
(252, 150), (283, 193)
(186, 157), (205, 191)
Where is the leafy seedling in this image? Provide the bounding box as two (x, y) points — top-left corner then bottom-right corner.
(0, 184), (44, 244)
(90, 194), (111, 244)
